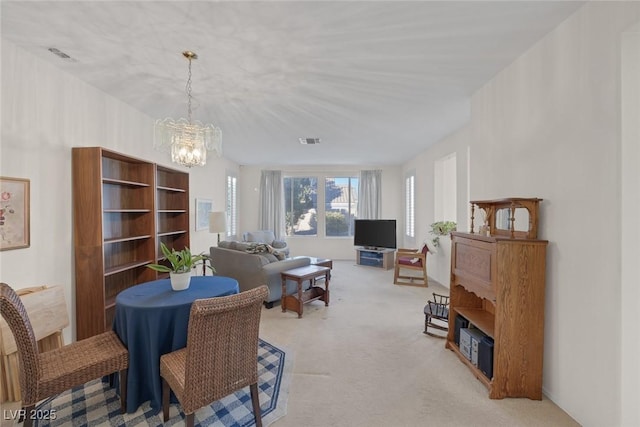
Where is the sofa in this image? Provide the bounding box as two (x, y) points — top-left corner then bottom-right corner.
(210, 241), (310, 307)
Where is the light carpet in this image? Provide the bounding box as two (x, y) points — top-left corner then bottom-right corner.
(257, 260), (580, 427)
(33, 339), (292, 427)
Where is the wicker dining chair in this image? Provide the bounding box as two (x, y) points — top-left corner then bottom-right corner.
(0, 282), (129, 427)
(160, 285), (269, 427)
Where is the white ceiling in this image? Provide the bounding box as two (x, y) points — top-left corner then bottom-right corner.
(1, 1), (584, 166)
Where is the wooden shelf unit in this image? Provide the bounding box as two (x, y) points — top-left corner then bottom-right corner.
(156, 165), (189, 256)
(446, 197), (548, 400)
(73, 148), (190, 339)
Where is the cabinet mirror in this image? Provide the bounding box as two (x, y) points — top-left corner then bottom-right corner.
(470, 198), (542, 239)
(495, 207), (530, 233)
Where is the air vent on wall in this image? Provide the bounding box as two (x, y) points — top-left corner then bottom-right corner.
(299, 137), (321, 145)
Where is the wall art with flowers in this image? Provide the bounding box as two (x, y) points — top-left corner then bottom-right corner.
(0, 177), (30, 251)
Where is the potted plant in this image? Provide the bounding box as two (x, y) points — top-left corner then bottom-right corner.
(146, 243), (213, 291)
(429, 221), (457, 249)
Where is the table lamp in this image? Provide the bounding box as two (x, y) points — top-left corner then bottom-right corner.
(209, 211), (227, 244)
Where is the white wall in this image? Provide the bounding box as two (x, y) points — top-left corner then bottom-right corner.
(188, 160), (240, 257)
(238, 164), (402, 260)
(621, 23), (640, 427)
(405, 3), (640, 426)
(434, 152), (457, 222)
(0, 39), (238, 342)
(402, 127), (470, 286)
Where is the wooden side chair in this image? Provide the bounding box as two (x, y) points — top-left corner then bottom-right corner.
(393, 244), (429, 287)
(424, 293), (450, 338)
(0, 282), (129, 427)
(160, 285), (269, 427)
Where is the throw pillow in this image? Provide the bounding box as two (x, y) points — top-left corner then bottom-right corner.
(272, 240), (287, 249)
(245, 242), (286, 260)
(245, 243), (270, 254)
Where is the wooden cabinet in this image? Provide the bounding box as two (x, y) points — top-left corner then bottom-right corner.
(72, 147), (189, 339)
(445, 198), (547, 399)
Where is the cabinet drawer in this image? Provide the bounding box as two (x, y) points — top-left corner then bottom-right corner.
(452, 237), (496, 301)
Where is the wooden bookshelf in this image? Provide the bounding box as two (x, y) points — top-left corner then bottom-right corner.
(155, 165), (190, 271)
(72, 147), (189, 339)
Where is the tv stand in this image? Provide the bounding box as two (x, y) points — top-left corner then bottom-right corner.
(355, 247), (394, 270)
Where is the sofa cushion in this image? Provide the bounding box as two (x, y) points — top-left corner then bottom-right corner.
(259, 253), (279, 263)
(232, 242), (252, 252)
(218, 240), (233, 249)
(245, 230), (276, 244)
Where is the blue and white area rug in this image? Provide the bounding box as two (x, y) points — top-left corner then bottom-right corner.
(34, 339), (292, 427)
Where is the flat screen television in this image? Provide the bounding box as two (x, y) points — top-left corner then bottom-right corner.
(354, 219), (397, 249)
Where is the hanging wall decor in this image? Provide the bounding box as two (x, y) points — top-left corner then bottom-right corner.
(195, 198), (213, 231)
(0, 177), (30, 251)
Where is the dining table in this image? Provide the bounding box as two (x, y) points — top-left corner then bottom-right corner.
(113, 275), (240, 414)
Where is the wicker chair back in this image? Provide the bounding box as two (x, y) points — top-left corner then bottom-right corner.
(0, 282), (129, 427)
(186, 285), (268, 410)
(160, 285), (269, 427)
(0, 282), (40, 406)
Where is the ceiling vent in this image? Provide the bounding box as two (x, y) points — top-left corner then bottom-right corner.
(299, 137), (321, 145)
(48, 47), (76, 62)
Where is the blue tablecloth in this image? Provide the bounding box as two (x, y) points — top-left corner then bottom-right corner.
(113, 276), (240, 413)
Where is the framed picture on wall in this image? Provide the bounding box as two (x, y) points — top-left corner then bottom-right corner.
(0, 176), (30, 251)
(195, 198), (213, 231)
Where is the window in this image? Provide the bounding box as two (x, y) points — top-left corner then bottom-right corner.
(325, 176), (358, 237)
(405, 173), (415, 238)
(226, 172), (238, 237)
(284, 177), (318, 236)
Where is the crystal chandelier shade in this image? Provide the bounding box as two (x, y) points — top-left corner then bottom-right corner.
(153, 51), (222, 168)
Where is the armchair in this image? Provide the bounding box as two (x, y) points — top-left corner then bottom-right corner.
(393, 244), (429, 287)
(242, 230), (290, 258)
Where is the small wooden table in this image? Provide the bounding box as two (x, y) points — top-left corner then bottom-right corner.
(289, 256), (333, 269)
(281, 265), (331, 318)
(308, 257), (333, 269)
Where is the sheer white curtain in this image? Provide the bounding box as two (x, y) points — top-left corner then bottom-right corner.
(258, 170), (285, 239)
(358, 170), (382, 219)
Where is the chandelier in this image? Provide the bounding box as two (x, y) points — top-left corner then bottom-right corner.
(154, 51), (222, 167)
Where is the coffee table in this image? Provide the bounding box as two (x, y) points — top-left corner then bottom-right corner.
(280, 265), (330, 318)
(308, 257), (333, 269)
(289, 256), (333, 269)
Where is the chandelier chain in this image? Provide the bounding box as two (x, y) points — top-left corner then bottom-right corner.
(186, 57), (193, 124)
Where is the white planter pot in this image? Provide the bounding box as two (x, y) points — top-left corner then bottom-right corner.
(170, 271), (192, 291)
